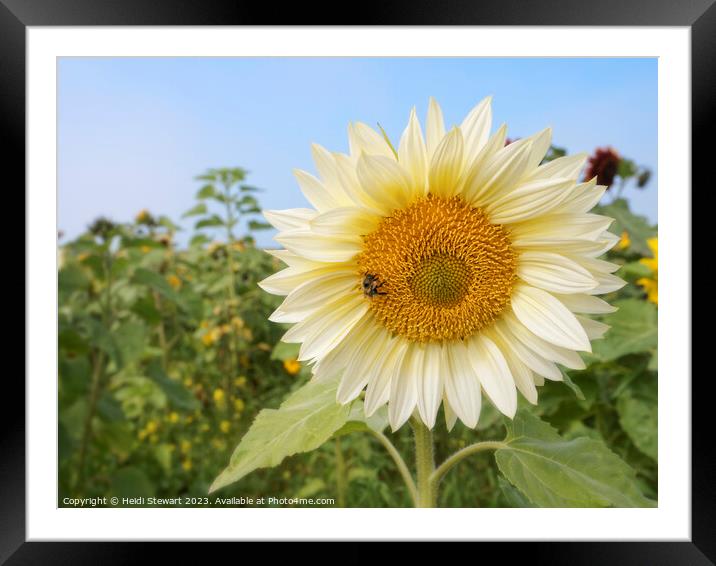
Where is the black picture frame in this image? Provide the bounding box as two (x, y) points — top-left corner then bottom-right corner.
(7, 0), (705, 562)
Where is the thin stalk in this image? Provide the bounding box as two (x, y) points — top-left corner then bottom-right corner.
(222, 181), (239, 401)
(153, 290), (169, 371)
(75, 350), (105, 489)
(430, 440), (506, 494)
(76, 249), (114, 489)
(368, 429), (417, 506)
(334, 437), (347, 508)
(411, 417), (436, 507)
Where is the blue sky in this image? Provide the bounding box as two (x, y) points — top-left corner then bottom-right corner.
(58, 57), (657, 247)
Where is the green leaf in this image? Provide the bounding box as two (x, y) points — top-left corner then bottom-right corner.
(110, 467), (154, 501)
(59, 355), (91, 396)
(189, 234), (210, 247)
(592, 299), (657, 362)
(333, 401), (389, 437)
(94, 420), (135, 460)
(248, 220), (272, 231)
(132, 268), (183, 306)
(617, 158), (637, 179)
(182, 203), (208, 218)
(58, 329), (90, 356)
(619, 261), (652, 282)
(154, 444), (174, 474)
(196, 184), (217, 199)
(495, 410), (655, 507)
(596, 198), (656, 256)
(59, 264), (90, 293)
(210, 378), (352, 493)
(617, 377), (657, 460)
(195, 215), (225, 229)
(237, 195), (259, 208)
(113, 321), (148, 368)
(561, 371), (585, 401)
(270, 341), (300, 361)
(146, 361), (199, 412)
(131, 295), (162, 325)
(498, 476), (536, 507)
(157, 215), (181, 231)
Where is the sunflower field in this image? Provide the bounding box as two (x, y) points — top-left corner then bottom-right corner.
(58, 156), (657, 508)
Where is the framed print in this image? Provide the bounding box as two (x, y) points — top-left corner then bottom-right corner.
(6, 0), (708, 561)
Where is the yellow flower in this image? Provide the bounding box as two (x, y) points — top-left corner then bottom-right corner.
(180, 440), (192, 454)
(140, 245), (152, 254)
(167, 412), (179, 424)
(137, 429), (147, 441)
(639, 237), (658, 272)
(166, 274), (182, 290)
(231, 316), (245, 330)
(201, 328), (222, 346)
(615, 231), (631, 251)
(135, 209), (151, 223)
(145, 420), (158, 434)
(234, 376), (248, 389)
(77, 252), (90, 262)
(637, 237), (658, 304)
(199, 320), (210, 329)
(233, 398), (245, 413)
(257, 342), (271, 352)
(220, 420), (231, 433)
(283, 359), (301, 375)
(183, 378), (193, 388)
(213, 388), (225, 404)
(182, 459), (192, 471)
(637, 238), (659, 305)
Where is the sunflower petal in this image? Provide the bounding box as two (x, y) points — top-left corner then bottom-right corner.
(468, 335), (517, 418)
(511, 285), (591, 352)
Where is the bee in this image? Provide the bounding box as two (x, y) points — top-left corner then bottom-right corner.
(362, 273), (387, 297)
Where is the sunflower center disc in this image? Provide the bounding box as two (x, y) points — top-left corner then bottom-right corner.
(357, 195), (517, 342)
(410, 254), (472, 306)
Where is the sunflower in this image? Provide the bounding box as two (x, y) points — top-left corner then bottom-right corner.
(260, 97), (623, 431)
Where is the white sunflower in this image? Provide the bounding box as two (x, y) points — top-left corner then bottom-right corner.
(260, 97), (624, 431)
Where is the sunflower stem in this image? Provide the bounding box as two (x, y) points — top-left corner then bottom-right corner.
(411, 417), (436, 507)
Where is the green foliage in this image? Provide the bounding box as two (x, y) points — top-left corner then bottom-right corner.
(210, 378), (352, 492)
(591, 299), (657, 362)
(496, 411), (655, 507)
(617, 377), (658, 460)
(596, 198), (657, 256)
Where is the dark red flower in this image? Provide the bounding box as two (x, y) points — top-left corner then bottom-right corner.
(584, 147), (621, 188)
